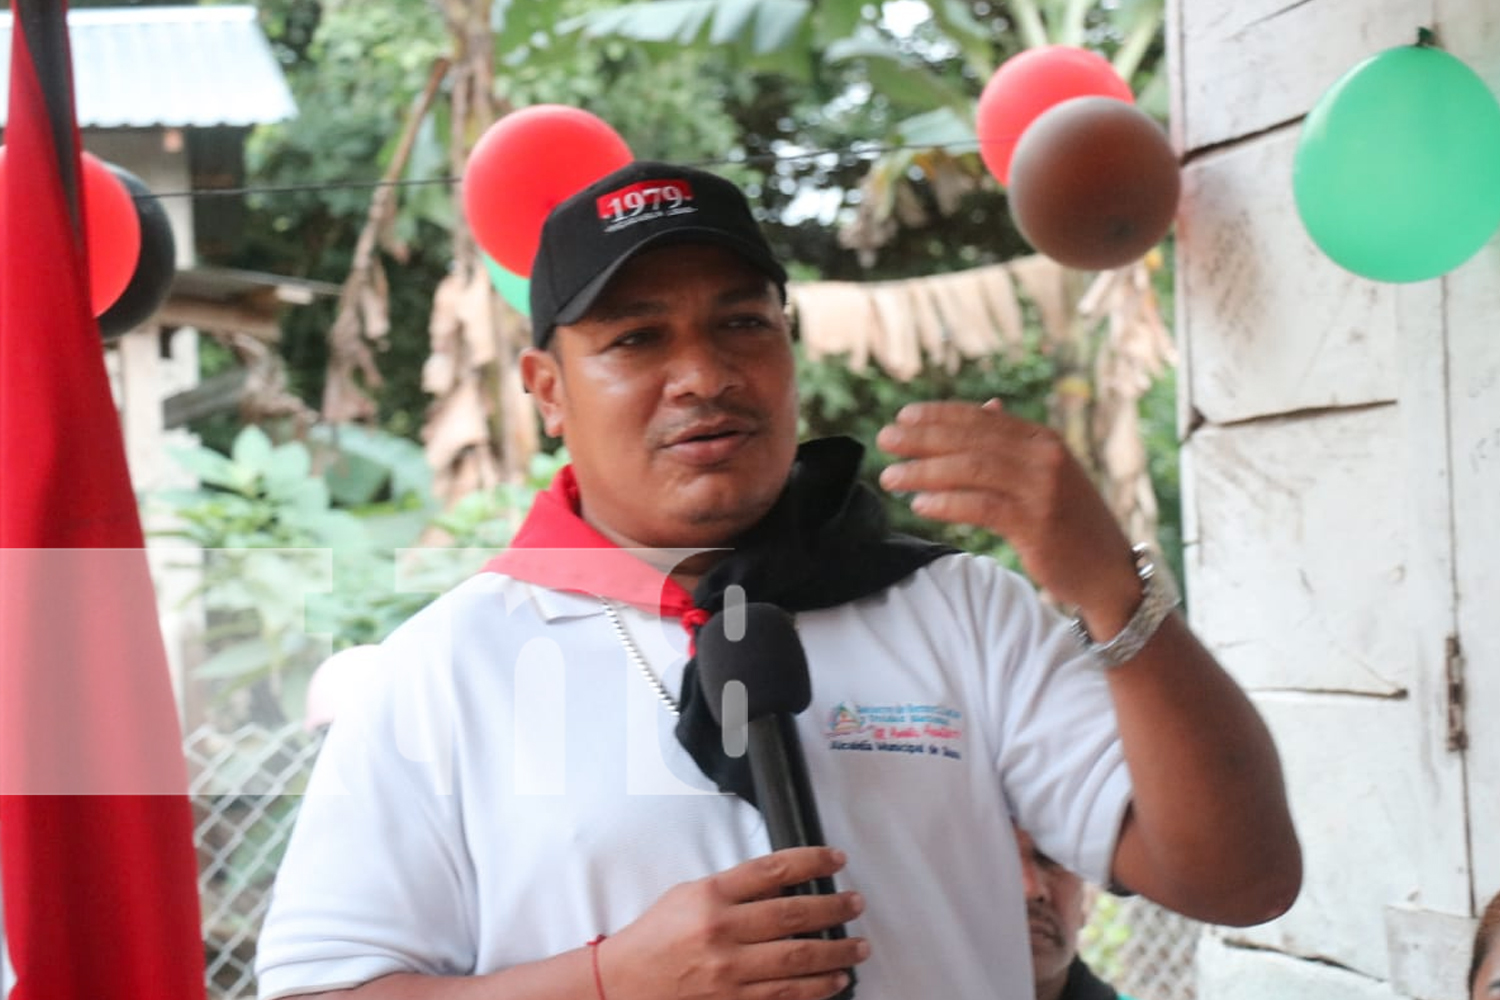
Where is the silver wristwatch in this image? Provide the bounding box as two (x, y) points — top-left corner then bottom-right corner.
(1069, 544), (1181, 668)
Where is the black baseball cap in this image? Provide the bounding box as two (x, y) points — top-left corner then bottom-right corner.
(528, 160), (788, 347)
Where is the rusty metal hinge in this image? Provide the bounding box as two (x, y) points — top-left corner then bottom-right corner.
(1446, 635), (1467, 752)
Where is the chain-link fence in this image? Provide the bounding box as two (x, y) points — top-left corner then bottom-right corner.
(187, 723), (325, 1000)
(188, 724), (1200, 1000)
(1083, 891), (1202, 1000)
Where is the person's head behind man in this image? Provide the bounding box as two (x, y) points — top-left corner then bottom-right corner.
(519, 162), (798, 559)
(1016, 825), (1093, 1000)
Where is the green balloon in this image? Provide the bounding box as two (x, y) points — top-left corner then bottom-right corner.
(1293, 45), (1500, 283)
(482, 252), (531, 316)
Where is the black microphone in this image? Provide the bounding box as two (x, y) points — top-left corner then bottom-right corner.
(697, 603), (856, 998)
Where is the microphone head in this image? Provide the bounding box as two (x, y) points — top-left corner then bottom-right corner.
(696, 602), (811, 722)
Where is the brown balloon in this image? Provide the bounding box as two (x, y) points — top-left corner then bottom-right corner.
(1006, 96), (1181, 271)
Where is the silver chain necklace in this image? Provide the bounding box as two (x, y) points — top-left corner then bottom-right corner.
(601, 598), (681, 716)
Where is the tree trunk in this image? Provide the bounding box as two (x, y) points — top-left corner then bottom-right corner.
(420, 0), (539, 506)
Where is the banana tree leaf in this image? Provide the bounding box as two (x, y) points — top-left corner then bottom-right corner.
(561, 0), (810, 56)
(196, 637), (276, 681)
(709, 0), (758, 44)
(747, 0), (809, 53)
(166, 445), (240, 491)
(896, 107), (979, 149)
(929, 0), (997, 77)
(824, 35), (972, 113)
(231, 425), (274, 475)
(1136, 71), (1168, 119)
(263, 443), (314, 504)
(811, 0), (871, 47)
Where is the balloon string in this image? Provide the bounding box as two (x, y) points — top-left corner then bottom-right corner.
(129, 137), (990, 203)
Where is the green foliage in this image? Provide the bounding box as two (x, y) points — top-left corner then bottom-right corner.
(561, 0), (813, 57)
(162, 425), (367, 551)
(1140, 242), (1184, 596)
(1079, 891), (1133, 984)
(211, 793), (303, 899)
(1140, 366), (1183, 596)
(927, 0), (999, 77)
(429, 448), (569, 550)
(823, 32), (974, 115)
(797, 341), (1055, 568)
(234, 0), (775, 434)
(247, 2), (446, 223)
(309, 421), (433, 507)
(156, 427), (388, 725)
(892, 105), (977, 148)
(485, 0), (767, 178)
(228, 0), (451, 434)
(155, 425), (565, 727)
(233, 0), (1174, 409)
(225, 0), (1180, 581)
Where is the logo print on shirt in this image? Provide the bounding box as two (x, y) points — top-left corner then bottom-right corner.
(827, 703), (864, 736)
(825, 702), (963, 761)
(596, 179), (697, 233)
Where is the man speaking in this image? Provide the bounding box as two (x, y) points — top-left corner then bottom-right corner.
(256, 161), (1300, 1000)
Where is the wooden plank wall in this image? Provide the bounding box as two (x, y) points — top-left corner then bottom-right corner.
(1171, 0), (1498, 994)
(1438, 0), (1500, 935)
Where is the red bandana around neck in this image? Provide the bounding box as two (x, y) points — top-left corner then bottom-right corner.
(485, 438), (955, 810)
(484, 466), (708, 630)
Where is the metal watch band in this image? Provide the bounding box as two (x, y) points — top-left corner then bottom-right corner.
(1069, 544), (1181, 669)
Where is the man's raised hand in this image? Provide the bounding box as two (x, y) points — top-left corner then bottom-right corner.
(877, 399), (1141, 628)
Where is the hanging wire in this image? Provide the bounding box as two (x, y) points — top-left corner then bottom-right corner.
(136, 137), (985, 202)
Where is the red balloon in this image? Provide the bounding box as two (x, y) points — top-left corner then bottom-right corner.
(975, 46), (1133, 187)
(463, 106), (633, 277)
(1007, 97), (1180, 271)
(0, 147), (142, 315)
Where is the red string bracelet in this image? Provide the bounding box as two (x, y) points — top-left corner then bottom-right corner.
(587, 934), (608, 1000)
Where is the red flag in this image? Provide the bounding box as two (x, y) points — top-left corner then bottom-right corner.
(0, 3), (206, 998)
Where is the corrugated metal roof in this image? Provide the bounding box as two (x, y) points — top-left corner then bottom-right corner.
(0, 5), (298, 129)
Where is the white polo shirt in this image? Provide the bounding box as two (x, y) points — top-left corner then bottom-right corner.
(256, 552), (1131, 1000)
